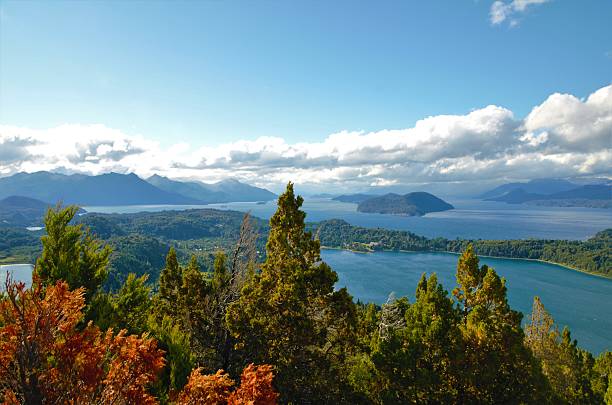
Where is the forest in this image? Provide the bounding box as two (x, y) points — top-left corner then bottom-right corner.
(1, 183), (611, 404)
(314, 219), (611, 277)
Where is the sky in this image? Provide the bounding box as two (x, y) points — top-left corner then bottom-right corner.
(0, 0), (611, 193)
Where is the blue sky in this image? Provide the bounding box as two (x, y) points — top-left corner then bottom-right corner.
(0, 0), (610, 192)
(1, 0), (610, 146)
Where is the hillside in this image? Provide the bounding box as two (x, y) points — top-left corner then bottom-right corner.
(357, 192), (454, 215)
(0, 196), (50, 227)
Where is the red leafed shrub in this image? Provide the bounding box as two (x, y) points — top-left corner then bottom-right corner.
(177, 364), (278, 404)
(228, 364), (278, 405)
(0, 277), (165, 404)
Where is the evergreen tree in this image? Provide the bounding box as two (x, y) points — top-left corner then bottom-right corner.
(369, 274), (461, 404)
(453, 245), (549, 404)
(592, 351), (612, 404)
(227, 182), (357, 403)
(158, 247), (182, 305)
(35, 205), (111, 303)
(403, 273), (461, 402)
(526, 296), (602, 404)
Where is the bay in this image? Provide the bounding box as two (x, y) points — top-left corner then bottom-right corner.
(322, 249), (612, 355)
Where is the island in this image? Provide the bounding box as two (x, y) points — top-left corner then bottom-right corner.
(356, 192), (454, 216)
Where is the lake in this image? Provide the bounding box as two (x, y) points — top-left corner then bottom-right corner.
(2, 254), (610, 354)
(84, 198), (612, 240)
(322, 249), (612, 355)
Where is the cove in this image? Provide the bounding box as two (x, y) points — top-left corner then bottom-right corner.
(322, 249), (612, 355)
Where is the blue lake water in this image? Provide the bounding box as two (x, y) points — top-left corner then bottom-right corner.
(0, 264), (34, 288)
(84, 198), (612, 240)
(321, 249), (612, 355)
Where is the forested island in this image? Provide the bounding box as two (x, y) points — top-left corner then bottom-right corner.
(356, 192), (454, 215)
(1, 183), (610, 404)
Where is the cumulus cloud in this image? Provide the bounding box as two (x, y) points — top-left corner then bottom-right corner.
(490, 0), (550, 26)
(0, 85), (610, 191)
(523, 85), (612, 152)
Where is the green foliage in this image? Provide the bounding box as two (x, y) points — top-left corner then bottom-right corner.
(593, 351), (612, 403)
(90, 273), (152, 335)
(454, 245), (550, 404)
(104, 234), (169, 291)
(159, 247), (183, 305)
(35, 205), (111, 303)
(526, 296), (604, 404)
(0, 227), (42, 263)
(227, 182), (358, 403)
(148, 315), (195, 396)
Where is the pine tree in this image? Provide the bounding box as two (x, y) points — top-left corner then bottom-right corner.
(159, 247), (182, 304)
(35, 205), (111, 303)
(454, 246), (549, 404)
(404, 273), (461, 402)
(370, 274), (461, 403)
(525, 296), (603, 404)
(592, 351), (612, 404)
(227, 182), (357, 403)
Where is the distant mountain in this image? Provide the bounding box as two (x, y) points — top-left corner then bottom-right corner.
(547, 185), (611, 200)
(480, 179), (577, 199)
(357, 192), (454, 216)
(147, 175), (276, 203)
(333, 194), (377, 204)
(207, 178), (277, 202)
(0, 172), (200, 206)
(0, 196), (50, 227)
(486, 184), (611, 208)
(485, 189), (547, 204)
(146, 175), (229, 203)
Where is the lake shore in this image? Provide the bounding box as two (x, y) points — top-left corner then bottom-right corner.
(320, 246), (612, 280)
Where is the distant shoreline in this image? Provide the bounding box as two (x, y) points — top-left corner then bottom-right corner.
(320, 246), (612, 280)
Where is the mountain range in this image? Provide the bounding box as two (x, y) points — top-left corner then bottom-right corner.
(146, 175), (276, 203)
(480, 178), (578, 199)
(0, 172), (276, 206)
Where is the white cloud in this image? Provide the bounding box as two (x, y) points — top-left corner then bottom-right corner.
(490, 0), (550, 26)
(0, 84), (610, 191)
(523, 85), (612, 152)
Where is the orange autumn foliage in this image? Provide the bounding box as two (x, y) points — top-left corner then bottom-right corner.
(0, 277), (165, 404)
(177, 364), (278, 405)
(177, 369), (235, 404)
(228, 364), (278, 405)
